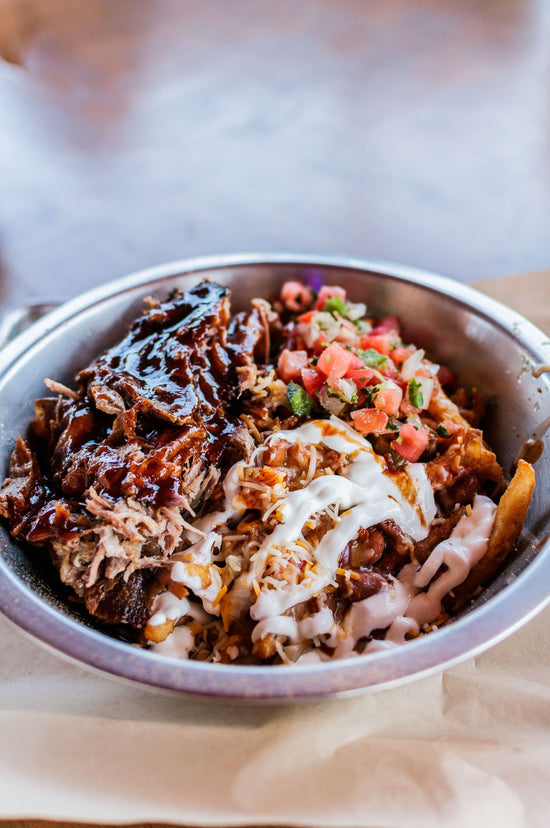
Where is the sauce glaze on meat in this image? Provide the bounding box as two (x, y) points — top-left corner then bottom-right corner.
(0, 281), (266, 628)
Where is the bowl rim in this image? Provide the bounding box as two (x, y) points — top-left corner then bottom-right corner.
(1, 252), (549, 700)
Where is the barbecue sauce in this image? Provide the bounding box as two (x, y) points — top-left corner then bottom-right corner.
(0, 281), (268, 627)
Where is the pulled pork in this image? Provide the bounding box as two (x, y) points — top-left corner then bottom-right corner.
(0, 281), (268, 628)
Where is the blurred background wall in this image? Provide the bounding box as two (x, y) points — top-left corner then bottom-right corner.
(1, 0), (549, 308)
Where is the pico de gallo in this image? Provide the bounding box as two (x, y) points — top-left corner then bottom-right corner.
(276, 280), (458, 465)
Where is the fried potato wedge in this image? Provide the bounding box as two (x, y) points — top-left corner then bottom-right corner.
(144, 616), (176, 643)
(428, 382), (472, 429)
(452, 459), (535, 608)
(426, 427), (504, 491)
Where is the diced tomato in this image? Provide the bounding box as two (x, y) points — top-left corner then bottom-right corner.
(344, 367), (375, 388)
(351, 408), (389, 434)
(437, 419), (459, 439)
(314, 285), (347, 310)
(390, 345), (415, 367)
(311, 331), (328, 353)
(297, 309), (316, 324)
(360, 333), (391, 355)
(293, 334), (308, 351)
(277, 349), (309, 383)
(437, 365), (455, 386)
(337, 324), (361, 348)
(378, 360), (400, 381)
(280, 281), (314, 313)
(301, 367), (325, 396)
(399, 398), (419, 416)
(347, 352), (364, 370)
(373, 383), (403, 416)
(317, 342), (355, 382)
(391, 424), (430, 462)
(370, 316), (400, 335)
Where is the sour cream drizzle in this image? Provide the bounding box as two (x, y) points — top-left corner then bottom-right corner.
(336, 493), (497, 656)
(246, 418), (436, 622)
(148, 591), (210, 628)
(149, 417), (497, 662)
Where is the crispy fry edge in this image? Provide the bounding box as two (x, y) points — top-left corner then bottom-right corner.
(452, 458), (536, 609)
(428, 383), (472, 428)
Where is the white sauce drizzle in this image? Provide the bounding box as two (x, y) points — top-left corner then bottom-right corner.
(246, 418), (436, 623)
(184, 460), (249, 538)
(406, 493), (496, 627)
(251, 606), (335, 645)
(334, 494), (496, 656)
(151, 626), (196, 659)
(175, 533), (221, 565)
(148, 591), (209, 627)
(146, 416), (497, 663)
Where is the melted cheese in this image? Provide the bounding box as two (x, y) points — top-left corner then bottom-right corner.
(246, 418), (436, 622)
(147, 417), (496, 663)
(251, 606), (335, 645)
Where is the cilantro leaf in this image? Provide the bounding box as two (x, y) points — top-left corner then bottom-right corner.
(356, 348), (388, 367)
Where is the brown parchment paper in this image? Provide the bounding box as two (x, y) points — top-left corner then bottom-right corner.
(0, 272), (549, 828)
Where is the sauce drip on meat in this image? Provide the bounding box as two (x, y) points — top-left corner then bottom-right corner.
(79, 281), (231, 426)
(0, 281), (266, 628)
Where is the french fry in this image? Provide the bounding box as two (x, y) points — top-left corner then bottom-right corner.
(143, 616), (176, 644)
(426, 427), (504, 490)
(452, 459), (535, 608)
(168, 580), (189, 600)
(428, 381), (472, 429)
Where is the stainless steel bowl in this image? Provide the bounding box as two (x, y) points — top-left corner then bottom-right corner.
(1, 253), (549, 700)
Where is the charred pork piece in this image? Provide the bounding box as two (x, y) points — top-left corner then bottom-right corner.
(0, 281), (262, 628)
(79, 280), (232, 426)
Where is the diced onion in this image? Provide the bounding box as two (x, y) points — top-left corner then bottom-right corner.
(401, 348), (425, 380)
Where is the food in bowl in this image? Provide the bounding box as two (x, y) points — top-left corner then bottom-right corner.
(0, 278), (535, 665)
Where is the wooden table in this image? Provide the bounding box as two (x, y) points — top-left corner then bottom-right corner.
(1, 0), (550, 318)
(1, 2), (550, 827)
(1, 818), (281, 828)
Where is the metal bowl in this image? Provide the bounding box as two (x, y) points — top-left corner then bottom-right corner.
(1, 253), (549, 700)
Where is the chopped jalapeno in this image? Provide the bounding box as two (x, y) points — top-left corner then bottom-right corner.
(323, 295), (347, 317)
(287, 381), (314, 416)
(408, 377), (424, 409)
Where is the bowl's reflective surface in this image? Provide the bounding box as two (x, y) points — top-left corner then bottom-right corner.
(1, 254), (549, 700)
